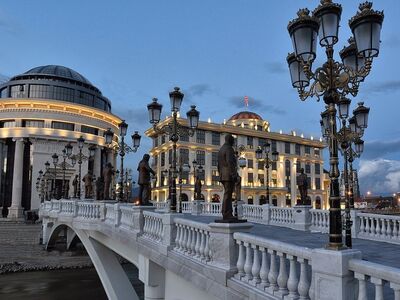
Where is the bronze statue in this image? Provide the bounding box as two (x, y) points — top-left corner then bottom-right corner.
(297, 168), (308, 205)
(72, 175), (78, 198)
(194, 176), (202, 200)
(137, 154), (156, 205)
(96, 176), (105, 200)
(235, 175), (242, 201)
(217, 134), (238, 220)
(103, 163), (113, 200)
(83, 171), (93, 198)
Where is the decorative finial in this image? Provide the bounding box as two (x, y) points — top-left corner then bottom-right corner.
(359, 1), (373, 11)
(152, 97), (158, 102)
(174, 87), (180, 91)
(347, 37), (355, 44)
(297, 8), (310, 17)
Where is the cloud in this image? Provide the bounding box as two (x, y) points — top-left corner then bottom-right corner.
(264, 62), (286, 74)
(362, 140), (400, 159)
(228, 96), (286, 115)
(358, 159), (400, 194)
(364, 81), (400, 94)
(185, 84), (212, 98)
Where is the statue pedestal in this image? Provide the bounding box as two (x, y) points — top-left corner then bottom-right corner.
(293, 205), (312, 231)
(236, 200), (245, 219)
(191, 200), (204, 216)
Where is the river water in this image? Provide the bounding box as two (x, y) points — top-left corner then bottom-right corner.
(0, 264), (143, 300)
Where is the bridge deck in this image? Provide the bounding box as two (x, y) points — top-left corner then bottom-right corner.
(186, 214), (400, 269)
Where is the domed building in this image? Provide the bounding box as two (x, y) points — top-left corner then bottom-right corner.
(0, 65), (122, 219)
(147, 109), (329, 209)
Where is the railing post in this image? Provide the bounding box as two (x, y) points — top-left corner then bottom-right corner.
(114, 203), (121, 227)
(292, 205), (312, 231)
(208, 222), (253, 273)
(99, 202), (106, 221)
(350, 209), (359, 238)
(191, 200), (204, 216)
(73, 200), (78, 218)
(132, 206), (156, 234)
(161, 213), (179, 254)
(261, 204), (270, 225)
(311, 248), (361, 300)
(237, 200), (245, 219)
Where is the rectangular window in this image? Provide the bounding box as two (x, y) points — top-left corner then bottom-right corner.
(22, 120), (44, 128)
(196, 130), (205, 144)
(295, 144), (301, 155)
(247, 159), (253, 169)
(259, 138), (267, 148)
(258, 174), (265, 186)
(153, 155), (158, 167)
(168, 149), (173, 165)
(212, 152), (218, 167)
(78, 91), (94, 106)
(315, 163), (321, 175)
(296, 160), (301, 173)
(272, 161), (277, 171)
(29, 84), (52, 99)
(94, 97), (106, 110)
(196, 150), (205, 165)
(305, 146), (311, 154)
(81, 125), (99, 135)
(315, 177), (321, 190)
(285, 142), (291, 154)
(271, 140), (277, 152)
(180, 129), (189, 142)
(212, 170), (220, 186)
(212, 132), (220, 146)
(248, 173), (253, 183)
(314, 148), (320, 157)
(305, 163), (311, 174)
(0, 87), (8, 98)
(51, 121), (74, 131)
(161, 152), (165, 167)
(161, 135), (166, 144)
(258, 161), (264, 170)
(53, 86), (75, 102)
(0, 120), (16, 128)
(179, 148), (189, 165)
(307, 177), (311, 189)
(247, 136), (253, 149)
(153, 137), (159, 147)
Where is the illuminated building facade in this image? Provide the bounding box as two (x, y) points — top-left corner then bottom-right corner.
(146, 111), (329, 208)
(0, 65), (121, 219)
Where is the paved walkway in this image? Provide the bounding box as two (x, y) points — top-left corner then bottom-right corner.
(187, 215), (400, 269)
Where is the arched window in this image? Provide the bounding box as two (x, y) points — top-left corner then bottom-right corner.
(285, 160), (291, 189)
(180, 193), (189, 202)
(259, 195), (266, 205)
(212, 194), (220, 203)
(247, 195), (254, 205)
(315, 196), (321, 209)
(272, 195), (278, 207)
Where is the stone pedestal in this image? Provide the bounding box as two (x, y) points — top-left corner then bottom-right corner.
(191, 200), (204, 216)
(8, 138), (25, 220)
(161, 213), (180, 254)
(236, 200), (245, 219)
(261, 204), (270, 224)
(350, 209), (359, 238)
(292, 205), (312, 231)
(311, 248), (362, 300)
(130, 205), (156, 233)
(208, 222), (253, 272)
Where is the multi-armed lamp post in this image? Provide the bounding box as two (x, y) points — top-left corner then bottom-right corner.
(147, 87), (200, 212)
(104, 122), (141, 202)
(255, 143), (279, 205)
(287, 0), (383, 249)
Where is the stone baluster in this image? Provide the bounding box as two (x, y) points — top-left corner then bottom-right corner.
(390, 282), (400, 300)
(190, 228), (197, 254)
(375, 217), (381, 237)
(194, 229), (201, 258)
(204, 232), (210, 261)
(359, 216), (365, 235)
(365, 217), (370, 236)
(393, 220), (399, 240)
(174, 224), (181, 250)
(243, 242), (253, 281)
(354, 273), (367, 300)
(277, 252), (288, 295)
(298, 258), (310, 299)
(259, 246), (269, 289)
(311, 212), (315, 228)
(267, 249), (278, 293)
(185, 226), (192, 254)
(286, 255), (299, 299)
(250, 245), (261, 286)
(199, 230), (206, 260)
(386, 219), (392, 239)
(370, 277), (384, 300)
(236, 240), (245, 279)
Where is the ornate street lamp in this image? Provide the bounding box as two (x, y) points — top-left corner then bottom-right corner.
(256, 143), (279, 205)
(104, 123), (141, 202)
(52, 153), (59, 199)
(147, 87), (200, 212)
(177, 162), (190, 213)
(287, 0), (383, 250)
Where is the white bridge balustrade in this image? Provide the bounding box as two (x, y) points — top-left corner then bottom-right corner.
(181, 201), (192, 213)
(39, 200), (400, 300)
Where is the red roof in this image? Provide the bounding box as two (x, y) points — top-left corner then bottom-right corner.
(228, 111), (263, 121)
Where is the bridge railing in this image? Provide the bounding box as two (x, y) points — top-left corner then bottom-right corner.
(270, 206), (294, 227)
(173, 218), (212, 263)
(202, 202), (221, 216)
(143, 211), (164, 242)
(233, 232), (313, 299)
(181, 201), (192, 213)
(349, 258), (400, 299)
(310, 209), (329, 233)
(76, 201), (101, 220)
(242, 204), (264, 223)
(355, 212), (400, 244)
(60, 199), (75, 215)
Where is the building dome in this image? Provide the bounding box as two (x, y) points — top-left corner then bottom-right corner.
(0, 65), (111, 112)
(228, 111), (263, 121)
(21, 65), (92, 85)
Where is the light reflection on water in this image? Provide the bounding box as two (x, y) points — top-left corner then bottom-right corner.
(0, 265), (143, 300)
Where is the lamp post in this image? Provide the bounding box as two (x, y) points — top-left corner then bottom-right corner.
(52, 153), (59, 199)
(147, 87), (200, 212)
(287, 0), (383, 249)
(177, 161), (190, 213)
(67, 137), (96, 199)
(255, 143), (279, 205)
(104, 124), (141, 202)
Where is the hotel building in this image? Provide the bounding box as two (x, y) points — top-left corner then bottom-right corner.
(146, 111), (329, 208)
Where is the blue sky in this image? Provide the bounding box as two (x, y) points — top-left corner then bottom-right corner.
(0, 0), (399, 195)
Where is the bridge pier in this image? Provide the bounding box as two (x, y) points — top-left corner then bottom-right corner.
(75, 229), (139, 300)
(139, 254), (165, 300)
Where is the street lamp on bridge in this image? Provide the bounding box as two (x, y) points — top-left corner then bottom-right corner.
(287, 0), (383, 249)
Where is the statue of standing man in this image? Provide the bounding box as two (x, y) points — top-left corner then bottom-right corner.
(218, 134), (239, 221)
(137, 154), (156, 206)
(296, 168), (308, 205)
(103, 163), (113, 200)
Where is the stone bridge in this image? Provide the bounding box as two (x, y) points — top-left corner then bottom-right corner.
(40, 199), (400, 300)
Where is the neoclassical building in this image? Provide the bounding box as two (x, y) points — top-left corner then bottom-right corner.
(0, 65), (121, 219)
(146, 111), (329, 208)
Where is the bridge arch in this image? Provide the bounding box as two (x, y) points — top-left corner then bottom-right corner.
(46, 222), (139, 300)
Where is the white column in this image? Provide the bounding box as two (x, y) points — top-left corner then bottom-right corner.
(290, 158), (297, 206)
(8, 138), (25, 219)
(93, 147), (101, 178)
